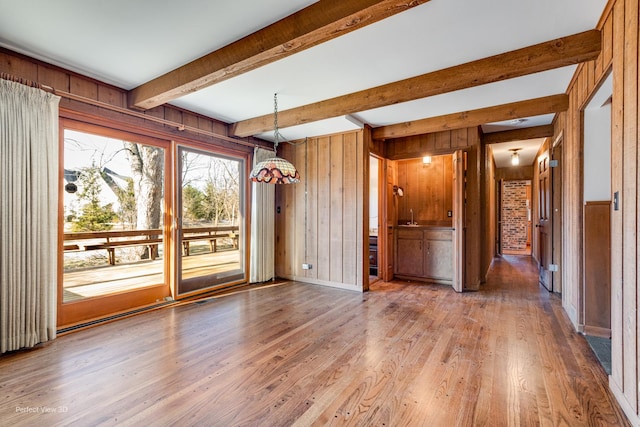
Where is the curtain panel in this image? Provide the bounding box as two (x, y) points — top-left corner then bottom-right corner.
(249, 147), (275, 283)
(0, 79), (60, 353)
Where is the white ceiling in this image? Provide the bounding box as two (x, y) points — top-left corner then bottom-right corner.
(0, 0), (608, 167)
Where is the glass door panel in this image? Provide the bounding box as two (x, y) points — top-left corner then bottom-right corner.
(177, 147), (245, 295)
(61, 125), (170, 324)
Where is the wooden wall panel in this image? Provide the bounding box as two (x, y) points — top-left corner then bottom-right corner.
(621, 0), (638, 413)
(0, 47), (252, 153)
(294, 136), (307, 281)
(494, 166), (534, 182)
(561, 0), (640, 422)
(275, 131), (365, 291)
(583, 201), (611, 337)
(610, 0), (625, 395)
(305, 137), (319, 281)
(465, 135), (482, 290)
(384, 128), (475, 160)
(396, 155), (453, 225)
(316, 136), (332, 282)
(341, 133), (364, 283)
(483, 144), (496, 278)
(330, 135), (345, 283)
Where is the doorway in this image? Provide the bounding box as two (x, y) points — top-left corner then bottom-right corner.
(369, 155), (381, 281)
(500, 180), (532, 256)
(582, 72), (612, 339)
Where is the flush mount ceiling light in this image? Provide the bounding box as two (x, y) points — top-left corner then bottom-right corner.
(510, 118), (528, 125)
(249, 93), (302, 184)
(509, 148), (522, 166)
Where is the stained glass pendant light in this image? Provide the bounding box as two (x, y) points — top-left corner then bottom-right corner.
(250, 94), (300, 184)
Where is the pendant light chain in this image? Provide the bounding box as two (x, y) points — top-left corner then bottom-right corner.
(273, 93), (307, 148)
(273, 93), (280, 152)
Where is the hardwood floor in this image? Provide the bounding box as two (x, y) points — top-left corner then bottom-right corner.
(0, 256), (629, 426)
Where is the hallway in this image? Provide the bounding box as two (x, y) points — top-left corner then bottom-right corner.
(0, 256), (630, 426)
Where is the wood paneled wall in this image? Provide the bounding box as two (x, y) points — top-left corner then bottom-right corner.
(275, 130), (366, 291)
(481, 145), (497, 279)
(559, 0), (640, 423)
(0, 47), (262, 153)
(385, 128), (477, 160)
(465, 142), (482, 290)
(583, 201), (612, 337)
(395, 155), (453, 225)
(494, 166), (534, 181)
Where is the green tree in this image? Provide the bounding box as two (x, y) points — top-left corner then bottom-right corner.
(72, 165), (117, 232)
(182, 185), (206, 222)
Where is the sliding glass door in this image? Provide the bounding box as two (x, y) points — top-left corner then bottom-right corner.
(59, 120), (248, 326)
(60, 120), (171, 326)
(176, 147), (246, 295)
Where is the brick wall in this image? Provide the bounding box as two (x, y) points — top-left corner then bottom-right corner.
(502, 180), (530, 251)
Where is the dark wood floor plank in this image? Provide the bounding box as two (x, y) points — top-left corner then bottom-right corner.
(0, 256), (631, 426)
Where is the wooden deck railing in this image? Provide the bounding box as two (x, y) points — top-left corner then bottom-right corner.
(64, 226), (239, 265)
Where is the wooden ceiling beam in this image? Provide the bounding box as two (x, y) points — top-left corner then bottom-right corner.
(481, 124), (555, 144)
(232, 29), (600, 137)
(128, 0), (429, 110)
(372, 94), (568, 140)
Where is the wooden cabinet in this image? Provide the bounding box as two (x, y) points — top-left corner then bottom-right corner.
(394, 227), (453, 284)
(369, 236), (378, 276)
(395, 229), (424, 277)
(424, 230), (453, 281)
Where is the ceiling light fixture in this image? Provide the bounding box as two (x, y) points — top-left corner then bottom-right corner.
(509, 148), (522, 166)
(249, 93), (301, 184)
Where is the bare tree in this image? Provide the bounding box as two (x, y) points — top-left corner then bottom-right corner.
(123, 142), (163, 230)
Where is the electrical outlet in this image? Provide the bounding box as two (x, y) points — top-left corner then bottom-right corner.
(447, 210), (453, 217)
(302, 263), (312, 270)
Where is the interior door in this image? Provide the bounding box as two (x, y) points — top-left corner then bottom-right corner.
(496, 178), (503, 255)
(538, 153), (553, 290)
(383, 159), (398, 282)
(551, 142), (563, 293)
(452, 150), (465, 292)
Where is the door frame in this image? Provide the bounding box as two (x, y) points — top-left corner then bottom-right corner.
(537, 148), (553, 291)
(58, 119), (173, 328)
(452, 150), (466, 292)
(174, 144), (249, 297)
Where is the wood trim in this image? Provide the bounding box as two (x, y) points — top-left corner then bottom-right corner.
(374, 95), (569, 140)
(128, 0), (429, 109)
(621, 0), (639, 412)
(232, 30), (600, 137)
(481, 125), (555, 145)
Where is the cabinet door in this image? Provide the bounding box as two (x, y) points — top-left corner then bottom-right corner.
(425, 239), (453, 280)
(395, 238), (424, 277)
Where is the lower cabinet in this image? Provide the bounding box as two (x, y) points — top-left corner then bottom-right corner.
(424, 230), (453, 282)
(395, 230), (424, 277)
(395, 227), (453, 284)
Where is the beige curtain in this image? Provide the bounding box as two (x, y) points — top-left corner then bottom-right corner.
(250, 147), (275, 283)
(0, 79), (60, 353)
